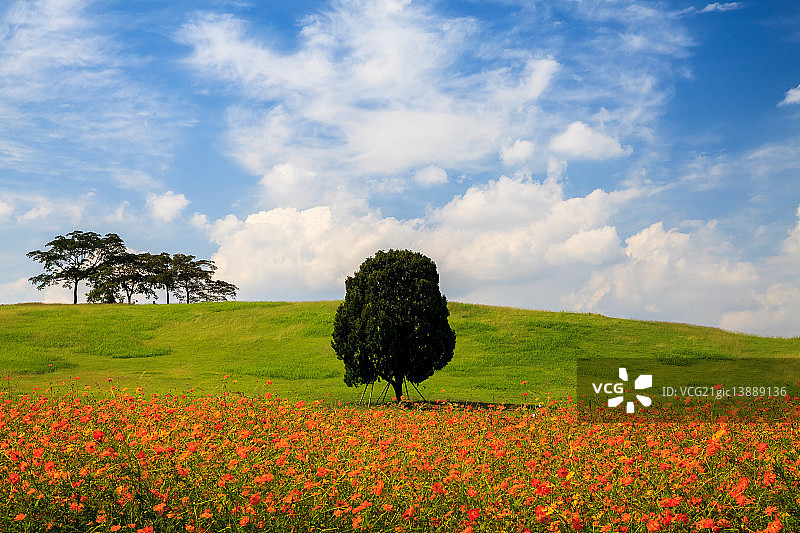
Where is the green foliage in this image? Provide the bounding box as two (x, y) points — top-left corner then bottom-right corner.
(87, 251), (158, 304)
(332, 250), (456, 401)
(27, 230), (125, 304)
(27, 232), (238, 304)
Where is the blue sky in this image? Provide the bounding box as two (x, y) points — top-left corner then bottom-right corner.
(1, 0), (799, 337)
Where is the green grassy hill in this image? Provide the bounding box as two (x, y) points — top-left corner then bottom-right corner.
(1, 301), (798, 403)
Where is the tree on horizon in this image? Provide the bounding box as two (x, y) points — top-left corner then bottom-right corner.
(28, 233), (238, 304)
(27, 231), (126, 304)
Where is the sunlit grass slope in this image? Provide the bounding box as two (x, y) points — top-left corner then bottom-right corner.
(1, 301), (798, 403)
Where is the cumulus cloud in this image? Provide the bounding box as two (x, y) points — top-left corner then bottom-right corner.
(500, 139), (535, 166)
(779, 83), (800, 106)
(206, 174), (638, 302)
(562, 221), (762, 327)
(412, 165), (447, 187)
(719, 284), (800, 338)
(147, 191), (190, 223)
(544, 226), (623, 266)
(208, 205), (420, 300)
(549, 122), (631, 160)
(0, 277), (38, 304)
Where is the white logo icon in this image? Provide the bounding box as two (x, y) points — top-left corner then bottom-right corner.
(608, 368), (652, 413)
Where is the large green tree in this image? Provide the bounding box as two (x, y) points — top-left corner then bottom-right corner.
(331, 249), (456, 403)
(27, 231), (126, 304)
(87, 252), (158, 304)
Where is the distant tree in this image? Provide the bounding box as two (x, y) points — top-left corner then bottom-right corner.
(169, 254), (237, 303)
(87, 252), (158, 304)
(146, 252), (177, 304)
(331, 249), (456, 403)
(171, 254), (214, 304)
(27, 231), (126, 304)
(199, 279), (239, 302)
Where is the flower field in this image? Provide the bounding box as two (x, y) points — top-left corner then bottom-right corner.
(2, 385), (799, 533)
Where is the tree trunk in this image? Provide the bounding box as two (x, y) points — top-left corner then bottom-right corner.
(392, 377), (404, 402)
(165, 287), (170, 305)
(73, 280), (78, 304)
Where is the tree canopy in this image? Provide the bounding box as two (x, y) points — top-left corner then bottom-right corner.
(28, 231), (237, 304)
(27, 231), (125, 304)
(331, 249), (456, 403)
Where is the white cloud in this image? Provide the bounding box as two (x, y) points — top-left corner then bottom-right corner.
(544, 226), (623, 266)
(500, 139), (535, 166)
(0, 0), (185, 177)
(680, 153), (728, 189)
(18, 204), (54, 223)
(106, 201), (131, 223)
(779, 83), (800, 106)
(177, 4), (566, 189)
(700, 3), (743, 13)
(549, 122), (632, 160)
(147, 191), (190, 223)
(412, 165), (447, 187)
(562, 221), (761, 326)
(112, 170), (161, 192)
(719, 284), (800, 338)
(260, 162), (325, 208)
(190, 212), (209, 228)
(208, 205), (420, 300)
(207, 174), (639, 302)
(0, 277), (40, 304)
(0, 199), (12, 219)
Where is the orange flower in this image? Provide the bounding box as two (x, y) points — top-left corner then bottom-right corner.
(695, 518), (715, 529)
(467, 486), (478, 498)
(14, 514), (26, 521)
(110, 526), (121, 532)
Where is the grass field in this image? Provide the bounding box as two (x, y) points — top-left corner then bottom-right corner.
(2, 301), (799, 403)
